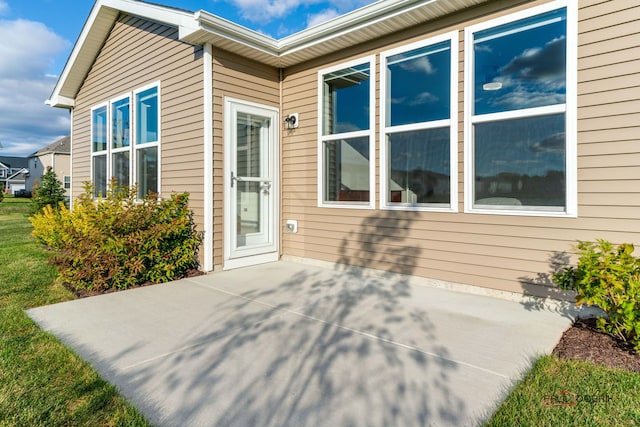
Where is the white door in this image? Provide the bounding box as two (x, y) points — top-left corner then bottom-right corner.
(224, 98), (279, 268)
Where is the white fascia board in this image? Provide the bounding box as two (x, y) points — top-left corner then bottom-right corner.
(187, 0), (481, 66)
(47, 0), (197, 109)
(103, 0), (197, 31)
(277, 0), (434, 55)
(184, 11), (279, 56)
(45, 95), (75, 109)
(8, 169), (29, 180)
(186, 0), (434, 62)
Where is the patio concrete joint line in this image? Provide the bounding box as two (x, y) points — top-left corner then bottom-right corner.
(185, 278), (510, 379)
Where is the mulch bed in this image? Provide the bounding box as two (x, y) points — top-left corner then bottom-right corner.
(552, 317), (640, 373)
(65, 268), (205, 299)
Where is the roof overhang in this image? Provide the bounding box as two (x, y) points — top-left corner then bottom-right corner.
(7, 168), (29, 180)
(47, 0), (198, 108)
(47, 0), (489, 108)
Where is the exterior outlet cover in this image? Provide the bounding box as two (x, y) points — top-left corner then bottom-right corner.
(286, 219), (298, 233)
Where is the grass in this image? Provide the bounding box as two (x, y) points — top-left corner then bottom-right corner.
(0, 197), (150, 426)
(486, 355), (640, 426)
(2, 197), (639, 426)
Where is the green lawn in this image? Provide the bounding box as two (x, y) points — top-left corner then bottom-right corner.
(2, 197), (639, 426)
(486, 355), (640, 426)
(0, 197), (150, 426)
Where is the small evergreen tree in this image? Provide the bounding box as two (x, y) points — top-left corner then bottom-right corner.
(32, 166), (66, 213)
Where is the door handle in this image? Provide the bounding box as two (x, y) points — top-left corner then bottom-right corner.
(230, 171), (243, 188)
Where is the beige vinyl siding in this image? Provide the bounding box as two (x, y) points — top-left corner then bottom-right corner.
(211, 49), (280, 267)
(72, 15), (206, 262)
(280, 0), (640, 296)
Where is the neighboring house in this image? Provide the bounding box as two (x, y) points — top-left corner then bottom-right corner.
(0, 156), (29, 194)
(46, 0), (640, 297)
(26, 136), (72, 196)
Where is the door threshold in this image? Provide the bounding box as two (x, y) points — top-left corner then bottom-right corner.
(223, 252), (279, 270)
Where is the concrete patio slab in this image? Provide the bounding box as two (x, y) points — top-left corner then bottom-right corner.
(27, 260), (575, 426)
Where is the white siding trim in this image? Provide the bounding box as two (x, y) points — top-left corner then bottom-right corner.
(203, 43), (214, 272)
(69, 109), (74, 210)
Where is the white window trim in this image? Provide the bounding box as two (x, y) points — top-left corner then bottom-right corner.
(110, 92), (132, 188)
(317, 55), (376, 209)
(463, 0), (577, 217)
(133, 81), (162, 198)
(90, 102), (108, 196)
(380, 31), (458, 212)
(90, 82), (162, 199)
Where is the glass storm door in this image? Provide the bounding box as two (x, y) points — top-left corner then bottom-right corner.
(225, 99), (278, 264)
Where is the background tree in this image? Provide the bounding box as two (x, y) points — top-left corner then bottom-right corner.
(31, 166), (65, 213)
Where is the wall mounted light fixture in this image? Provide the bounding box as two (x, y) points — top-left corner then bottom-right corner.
(284, 113), (299, 129)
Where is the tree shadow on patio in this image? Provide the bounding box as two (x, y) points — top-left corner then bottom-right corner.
(59, 210), (471, 426)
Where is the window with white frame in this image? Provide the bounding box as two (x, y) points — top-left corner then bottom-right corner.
(90, 83), (160, 198)
(91, 104), (108, 197)
(381, 33), (458, 210)
(63, 175), (71, 190)
(465, 1), (575, 215)
(111, 95), (131, 189)
(318, 56), (375, 208)
(134, 86), (159, 198)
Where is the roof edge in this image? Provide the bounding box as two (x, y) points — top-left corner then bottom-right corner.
(47, 0), (197, 109)
(277, 0), (434, 53)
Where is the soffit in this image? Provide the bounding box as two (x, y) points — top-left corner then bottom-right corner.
(48, 0), (490, 107)
(184, 0), (491, 67)
(48, 0), (196, 108)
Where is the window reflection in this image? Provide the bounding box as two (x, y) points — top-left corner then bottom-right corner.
(112, 98), (130, 149)
(387, 41), (451, 126)
(474, 8), (566, 115)
(388, 128), (450, 204)
(322, 64), (370, 135)
(324, 137), (370, 202)
(474, 114), (565, 208)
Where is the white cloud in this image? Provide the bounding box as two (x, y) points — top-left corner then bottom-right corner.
(229, 0), (315, 22)
(399, 56), (436, 75)
(0, 19), (71, 156)
(226, 0), (374, 24)
(493, 88), (565, 110)
(0, 19), (68, 79)
(409, 91), (438, 106)
(307, 8), (340, 27)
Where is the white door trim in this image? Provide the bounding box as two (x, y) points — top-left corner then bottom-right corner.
(223, 97), (279, 269)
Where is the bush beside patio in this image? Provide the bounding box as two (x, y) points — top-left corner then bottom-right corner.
(30, 183), (203, 294)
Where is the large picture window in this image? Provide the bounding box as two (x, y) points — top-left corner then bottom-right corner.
(464, 1), (576, 216)
(380, 33), (458, 210)
(318, 56), (375, 208)
(90, 82), (160, 199)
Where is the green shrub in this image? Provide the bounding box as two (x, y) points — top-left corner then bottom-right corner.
(31, 166), (65, 213)
(30, 182), (203, 292)
(0, 188), (4, 203)
(553, 239), (640, 350)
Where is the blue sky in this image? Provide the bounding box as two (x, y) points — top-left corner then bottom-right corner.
(0, 0), (376, 156)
